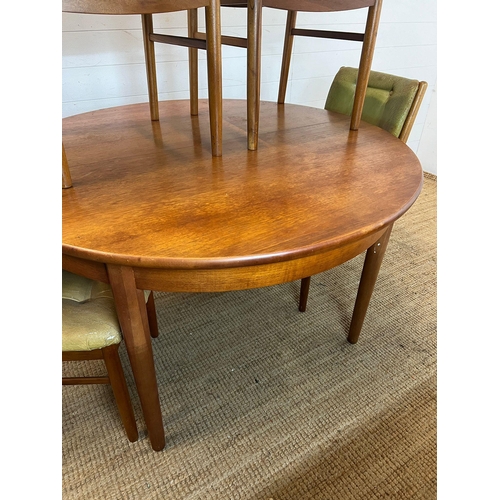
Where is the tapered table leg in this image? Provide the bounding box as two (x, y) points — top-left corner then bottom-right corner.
(348, 224), (393, 344)
(299, 276), (311, 312)
(107, 264), (165, 451)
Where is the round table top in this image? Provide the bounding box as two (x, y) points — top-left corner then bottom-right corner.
(62, 100), (422, 270)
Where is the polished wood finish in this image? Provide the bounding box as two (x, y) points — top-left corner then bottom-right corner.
(107, 264), (165, 451)
(63, 99), (422, 451)
(63, 0), (223, 156)
(347, 223), (392, 344)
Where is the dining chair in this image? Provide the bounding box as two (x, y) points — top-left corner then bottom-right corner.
(186, 0), (383, 150)
(62, 270), (159, 443)
(298, 66), (428, 312)
(62, 0), (223, 157)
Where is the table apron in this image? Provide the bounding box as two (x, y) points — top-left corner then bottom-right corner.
(62, 254), (109, 283)
(62, 229), (386, 293)
(133, 229), (385, 292)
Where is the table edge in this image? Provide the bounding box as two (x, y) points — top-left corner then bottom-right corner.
(62, 172), (422, 270)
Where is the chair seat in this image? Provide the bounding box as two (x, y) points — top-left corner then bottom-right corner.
(62, 271), (154, 351)
(62, 271), (121, 352)
(62, 271), (153, 351)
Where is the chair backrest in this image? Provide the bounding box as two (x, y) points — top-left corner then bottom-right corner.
(325, 66), (427, 142)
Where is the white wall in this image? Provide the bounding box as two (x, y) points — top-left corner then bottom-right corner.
(62, 0), (437, 173)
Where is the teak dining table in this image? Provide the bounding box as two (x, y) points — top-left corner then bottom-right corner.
(62, 99), (423, 451)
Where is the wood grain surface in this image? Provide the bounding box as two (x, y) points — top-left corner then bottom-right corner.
(62, 98), (422, 451)
(62, 100), (422, 273)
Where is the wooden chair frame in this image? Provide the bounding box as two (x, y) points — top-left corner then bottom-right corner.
(62, 0), (223, 192)
(187, 0), (382, 150)
(63, 290), (159, 443)
(63, 343), (139, 442)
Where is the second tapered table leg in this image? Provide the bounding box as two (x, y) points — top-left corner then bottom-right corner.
(107, 264), (165, 452)
(299, 276), (311, 312)
(348, 224), (393, 344)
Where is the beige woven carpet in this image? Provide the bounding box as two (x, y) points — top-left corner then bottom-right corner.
(62, 174), (437, 499)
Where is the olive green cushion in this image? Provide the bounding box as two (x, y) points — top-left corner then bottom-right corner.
(62, 270), (122, 352)
(324, 66), (420, 138)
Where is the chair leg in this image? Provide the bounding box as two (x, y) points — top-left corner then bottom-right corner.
(146, 292), (159, 338)
(188, 9), (199, 117)
(277, 10), (297, 105)
(350, 0), (383, 131)
(62, 143), (73, 189)
(141, 13), (160, 121)
(246, 0), (262, 151)
(205, 1), (223, 157)
(299, 276), (311, 312)
(102, 344), (139, 442)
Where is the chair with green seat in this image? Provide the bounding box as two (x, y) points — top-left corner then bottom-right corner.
(62, 270), (158, 443)
(298, 66), (428, 312)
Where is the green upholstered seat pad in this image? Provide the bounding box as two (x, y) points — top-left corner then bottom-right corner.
(62, 270), (121, 352)
(62, 271), (152, 352)
(324, 66), (419, 137)
(62, 297), (122, 351)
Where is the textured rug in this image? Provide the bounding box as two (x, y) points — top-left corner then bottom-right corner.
(62, 174), (437, 499)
